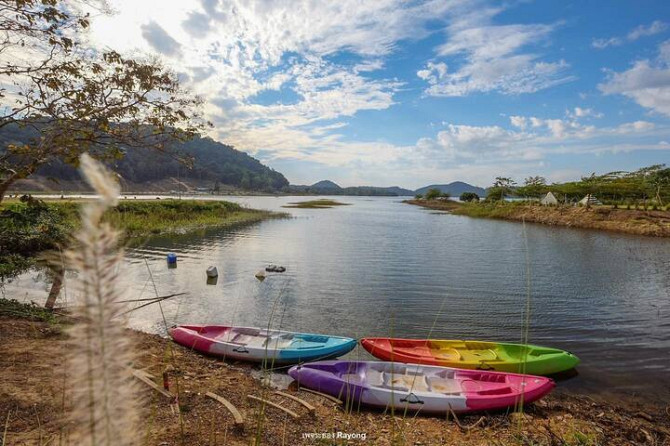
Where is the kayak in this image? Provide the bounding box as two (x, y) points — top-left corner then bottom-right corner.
(288, 360), (554, 414)
(169, 325), (357, 364)
(360, 338), (579, 375)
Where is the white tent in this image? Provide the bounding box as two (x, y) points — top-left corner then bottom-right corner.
(579, 194), (602, 206)
(540, 192), (558, 206)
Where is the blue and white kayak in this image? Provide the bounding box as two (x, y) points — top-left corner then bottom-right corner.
(169, 325), (357, 364)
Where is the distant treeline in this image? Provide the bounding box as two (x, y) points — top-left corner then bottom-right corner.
(0, 123), (289, 192)
(508, 165), (670, 203)
(287, 185), (413, 196)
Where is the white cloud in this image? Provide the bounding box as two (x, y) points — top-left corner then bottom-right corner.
(592, 20), (668, 49)
(412, 114), (662, 167)
(567, 107), (603, 119)
(599, 40), (670, 116)
(20, 0), (665, 188)
(592, 37), (623, 49)
(77, 0), (465, 163)
(628, 20), (668, 41)
(615, 120), (655, 133)
(418, 13), (575, 96)
(510, 115), (527, 129)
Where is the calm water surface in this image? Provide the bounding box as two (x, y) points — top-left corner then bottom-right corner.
(5, 196), (669, 402)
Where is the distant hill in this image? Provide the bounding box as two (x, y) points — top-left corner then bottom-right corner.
(310, 180), (342, 190)
(0, 123), (289, 193)
(289, 180), (413, 196)
(415, 182), (486, 197)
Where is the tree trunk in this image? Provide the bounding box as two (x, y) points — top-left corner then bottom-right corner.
(0, 178), (12, 204)
(0, 157), (45, 204)
(45, 264), (65, 310)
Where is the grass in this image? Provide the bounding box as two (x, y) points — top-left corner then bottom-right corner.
(105, 199), (286, 237)
(282, 199), (350, 209)
(0, 198), (286, 278)
(406, 199), (670, 237)
(0, 298), (62, 325)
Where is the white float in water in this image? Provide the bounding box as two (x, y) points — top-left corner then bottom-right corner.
(206, 266), (218, 278)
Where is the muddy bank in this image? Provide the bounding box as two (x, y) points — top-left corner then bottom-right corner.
(406, 200), (670, 237)
(1, 314), (669, 445)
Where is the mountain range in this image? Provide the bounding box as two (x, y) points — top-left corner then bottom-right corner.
(1, 123), (288, 193)
(289, 180), (486, 197)
(288, 180), (414, 196)
(2, 124), (486, 196)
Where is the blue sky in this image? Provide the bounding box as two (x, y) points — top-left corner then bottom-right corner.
(85, 0), (670, 188)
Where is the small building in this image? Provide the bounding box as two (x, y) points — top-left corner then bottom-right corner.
(540, 192), (558, 206)
(579, 194), (602, 206)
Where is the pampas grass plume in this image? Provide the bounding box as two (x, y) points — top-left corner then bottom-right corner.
(66, 154), (138, 445)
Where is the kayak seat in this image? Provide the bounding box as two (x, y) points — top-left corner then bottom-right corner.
(365, 369), (384, 387)
(426, 377), (462, 395)
(386, 373), (429, 392)
(229, 334), (254, 345)
(267, 336), (293, 349)
(433, 348), (462, 361)
(245, 336), (269, 348)
(462, 349), (498, 362)
(292, 340), (325, 349)
(341, 373), (365, 384)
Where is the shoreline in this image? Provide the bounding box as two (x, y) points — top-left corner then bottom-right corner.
(405, 199), (670, 238)
(0, 198), (287, 279)
(1, 306), (668, 445)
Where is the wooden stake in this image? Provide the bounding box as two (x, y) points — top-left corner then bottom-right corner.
(205, 392), (245, 427)
(132, 370), (174, 399)
(247, 395), (299, 419)
(297, 387), (343, 405)
(274, 391), (315, 415)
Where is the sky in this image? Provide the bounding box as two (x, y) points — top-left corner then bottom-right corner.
(81, 0), (670, 189)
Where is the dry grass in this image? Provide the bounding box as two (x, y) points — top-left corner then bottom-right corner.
(407, 200), (670, 237)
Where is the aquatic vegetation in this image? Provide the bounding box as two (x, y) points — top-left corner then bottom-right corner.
(282, 199), (351, 208)
(0, 198), (283, 278)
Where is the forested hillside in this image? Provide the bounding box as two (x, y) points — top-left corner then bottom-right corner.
(0, 124), (288, 192)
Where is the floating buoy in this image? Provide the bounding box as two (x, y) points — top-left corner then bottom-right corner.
(167, 253), (177, 267)
(255, 270), (266, 281)
(206, 266), (218, 278)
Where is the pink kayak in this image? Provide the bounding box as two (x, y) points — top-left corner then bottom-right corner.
(288, 360), (554, 414)
(169, 325), (357, 364)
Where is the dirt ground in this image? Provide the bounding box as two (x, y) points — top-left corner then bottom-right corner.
(2, 316), (669, 446)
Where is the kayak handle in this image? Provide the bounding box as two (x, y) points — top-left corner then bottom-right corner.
(232, 346), (249, 353)
(400, 393), (424, 405)
(476, 363), (494, 371)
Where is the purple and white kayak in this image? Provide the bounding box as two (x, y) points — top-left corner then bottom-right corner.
(288, 360), (554, 414)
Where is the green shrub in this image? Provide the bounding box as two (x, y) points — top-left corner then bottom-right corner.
(460, 192), (480, 202)
(425, 188), (443, 200)
(0, 197), (76, 279)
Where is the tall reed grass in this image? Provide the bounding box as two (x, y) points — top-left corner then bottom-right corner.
(65, 154), (139, 445)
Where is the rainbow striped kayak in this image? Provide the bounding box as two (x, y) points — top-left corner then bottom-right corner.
(361, 338), (579, 376)
(288, 360), (554, 414)
(169, 325), (356, 364)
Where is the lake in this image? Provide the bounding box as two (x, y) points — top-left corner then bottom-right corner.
(4, 195), (669, 403)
